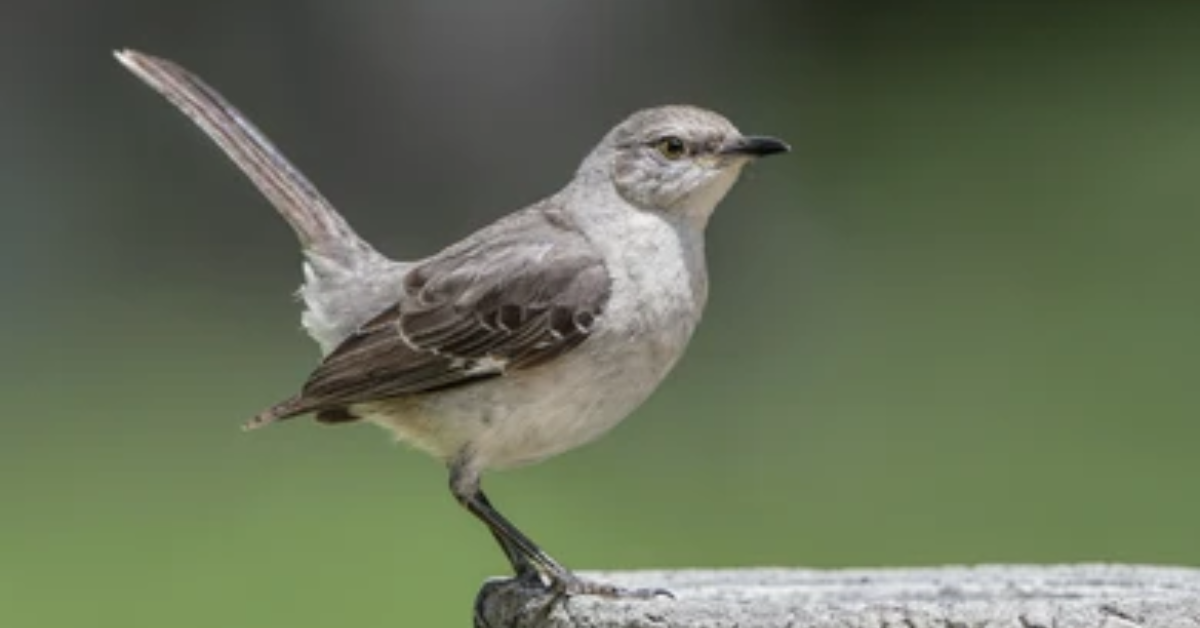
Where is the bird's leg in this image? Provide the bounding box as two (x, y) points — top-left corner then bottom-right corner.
(449, 460), (569, 579)
(475, 491), (540, 582)
(448, 459), (670, 599)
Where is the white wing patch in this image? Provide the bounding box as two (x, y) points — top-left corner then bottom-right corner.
(464, 355), (509, 376)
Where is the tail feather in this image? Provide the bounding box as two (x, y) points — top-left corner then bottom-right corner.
(118, 49), (395, 431)
(243, 395), (310, 431)
(245, 396), (360, 431)
(114, 49), (382, 268)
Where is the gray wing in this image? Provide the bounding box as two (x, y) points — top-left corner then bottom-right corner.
(250, 209), (611, 426)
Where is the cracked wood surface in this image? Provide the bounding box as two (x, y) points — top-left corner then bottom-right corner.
(475, 564), (1200, 627)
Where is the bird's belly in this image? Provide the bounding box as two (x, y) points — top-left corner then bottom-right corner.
(358, 314), (695, 470)
(472, 339), (673, 469)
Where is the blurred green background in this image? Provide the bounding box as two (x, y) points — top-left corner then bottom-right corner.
(4, 2), (1199, 626)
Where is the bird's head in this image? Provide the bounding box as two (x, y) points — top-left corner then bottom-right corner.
(579, 105), (789, 225)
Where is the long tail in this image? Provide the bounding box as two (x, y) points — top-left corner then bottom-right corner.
(243, 395), (307, 431)
(244, 395), (357, 431)
(114, 49), (381, 267)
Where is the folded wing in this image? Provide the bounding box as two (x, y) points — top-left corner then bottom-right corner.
(248, 208), (610, 428)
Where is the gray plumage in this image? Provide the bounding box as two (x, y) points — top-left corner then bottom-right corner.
(116, 49), (788, 597)
(278, 205), (611, 423)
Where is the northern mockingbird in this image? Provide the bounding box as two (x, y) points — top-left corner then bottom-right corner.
(116, 50), (788, 598)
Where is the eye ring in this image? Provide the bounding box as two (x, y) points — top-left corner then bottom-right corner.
(654, 136), (688, 160)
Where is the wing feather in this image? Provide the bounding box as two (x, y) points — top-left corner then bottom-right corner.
(255, 208), (611, 425)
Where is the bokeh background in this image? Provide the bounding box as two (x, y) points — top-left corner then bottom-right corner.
(4, 2), (1199, 626)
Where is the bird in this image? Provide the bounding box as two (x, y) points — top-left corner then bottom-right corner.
(115, 49), (789, 598)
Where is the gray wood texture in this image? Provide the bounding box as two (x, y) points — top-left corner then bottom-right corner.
(475, 565), (1200, 627)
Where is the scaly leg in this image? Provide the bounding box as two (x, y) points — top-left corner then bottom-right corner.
(449, 459), (670, 598)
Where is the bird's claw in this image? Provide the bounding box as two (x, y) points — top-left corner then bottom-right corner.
(549, 572), (673, 600)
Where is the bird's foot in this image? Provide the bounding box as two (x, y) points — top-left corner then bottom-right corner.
(548, 571), (673, 600)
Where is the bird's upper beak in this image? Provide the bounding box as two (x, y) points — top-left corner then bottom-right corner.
(719, 135), (791, 158)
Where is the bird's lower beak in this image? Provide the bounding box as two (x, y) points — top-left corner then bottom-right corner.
(719, 135), (791, 158)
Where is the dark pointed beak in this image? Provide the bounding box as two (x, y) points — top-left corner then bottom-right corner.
(719, 135), (791, 158)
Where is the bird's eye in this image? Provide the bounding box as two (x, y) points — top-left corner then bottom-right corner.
(654, 136), (688, 160)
